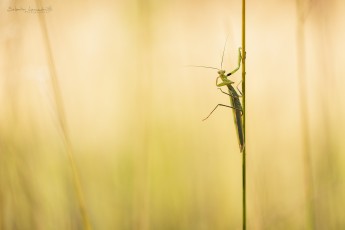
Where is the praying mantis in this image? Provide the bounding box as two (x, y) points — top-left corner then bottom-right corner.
(191, 46), (244, 152)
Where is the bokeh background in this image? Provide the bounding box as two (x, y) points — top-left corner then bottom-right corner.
(1, 0), (345, 229)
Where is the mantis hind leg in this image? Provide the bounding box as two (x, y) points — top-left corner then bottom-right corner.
(203, 104), (242, 121)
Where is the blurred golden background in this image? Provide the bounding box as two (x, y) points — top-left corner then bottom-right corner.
(1, 0), (345, 229)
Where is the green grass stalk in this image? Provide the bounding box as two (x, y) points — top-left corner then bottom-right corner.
(296, 0), (316, 229)
(241, 0), (246, 229)
(35, 1), (92, 229)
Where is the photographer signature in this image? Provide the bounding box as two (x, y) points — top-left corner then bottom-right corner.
(7, 6), (52, 13)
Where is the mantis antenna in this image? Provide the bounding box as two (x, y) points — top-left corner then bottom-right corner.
(186, 65), (220, 71)
(187, 35), (230, 71)
(220, 35), (230, 69)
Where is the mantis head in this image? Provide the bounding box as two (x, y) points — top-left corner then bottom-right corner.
(217, 70), (226, 75)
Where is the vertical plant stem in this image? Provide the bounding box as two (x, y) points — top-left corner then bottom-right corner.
(135, 0), (153, 229)
(241, 0), (246, 229)
(296, 1), (316, 229)
(35, 1), (92, 229)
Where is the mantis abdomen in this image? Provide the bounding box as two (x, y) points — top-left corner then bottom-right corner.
(227, 84), (244, 152)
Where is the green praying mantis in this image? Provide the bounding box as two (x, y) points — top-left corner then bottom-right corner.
(191, 45), (244, 152)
